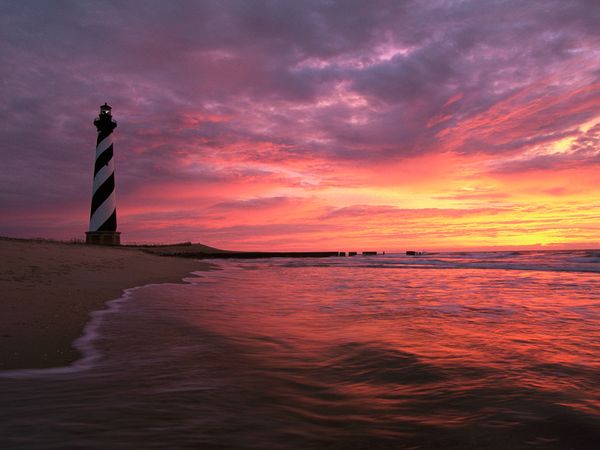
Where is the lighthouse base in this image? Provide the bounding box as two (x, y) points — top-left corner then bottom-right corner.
(85, 231), (121, 246)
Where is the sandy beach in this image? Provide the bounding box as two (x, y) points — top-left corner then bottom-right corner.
(0, 238), (212, 371)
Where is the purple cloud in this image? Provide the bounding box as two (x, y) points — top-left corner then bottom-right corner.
(1, 0), (599, 244)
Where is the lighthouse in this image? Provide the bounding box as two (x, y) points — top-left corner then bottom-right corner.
(85, 103), (121, 245)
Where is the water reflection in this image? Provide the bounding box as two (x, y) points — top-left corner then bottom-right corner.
(1, 260), (599, 449)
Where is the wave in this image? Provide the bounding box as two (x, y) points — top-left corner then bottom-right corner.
(0, 283), (177, 379)
(268, 249), (600, 274)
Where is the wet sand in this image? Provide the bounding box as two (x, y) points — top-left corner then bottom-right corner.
(0, 238), (212, 370)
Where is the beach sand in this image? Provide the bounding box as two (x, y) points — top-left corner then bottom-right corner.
(0, 238), (212, 370)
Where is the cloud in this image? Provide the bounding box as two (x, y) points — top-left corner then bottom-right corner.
(490, 122), (600, 173)
(1, 0), (599, 248)
(210, 196), (297, 211)
(321, 204), (506, 221)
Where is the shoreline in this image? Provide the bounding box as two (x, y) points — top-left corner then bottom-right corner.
(0, 238), (214, 371)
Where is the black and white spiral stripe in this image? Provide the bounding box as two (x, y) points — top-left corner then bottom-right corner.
(89, 127), (117, 232)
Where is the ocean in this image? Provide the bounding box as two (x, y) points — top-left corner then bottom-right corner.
(1, 250), (599, 449)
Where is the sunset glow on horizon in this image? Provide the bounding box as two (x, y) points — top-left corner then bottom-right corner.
(1, 0), (599, 251)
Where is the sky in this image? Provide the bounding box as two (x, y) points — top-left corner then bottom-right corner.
(1, 0), (599, 251)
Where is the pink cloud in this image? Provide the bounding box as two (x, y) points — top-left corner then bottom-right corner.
(1, 1), (600, 250)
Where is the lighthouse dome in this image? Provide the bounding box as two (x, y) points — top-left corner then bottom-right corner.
(100, 103), (112, 115)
